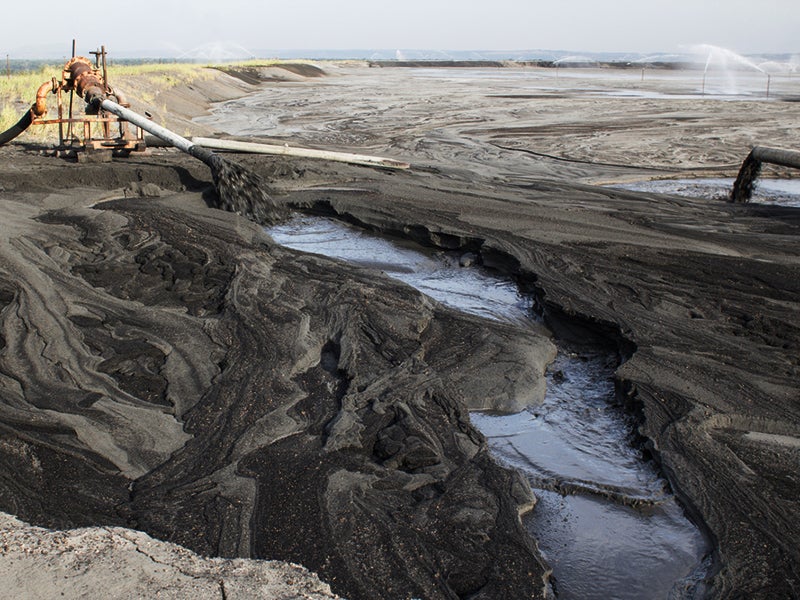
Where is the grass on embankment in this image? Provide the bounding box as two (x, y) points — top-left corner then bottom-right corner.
(0, 60), (307, 143)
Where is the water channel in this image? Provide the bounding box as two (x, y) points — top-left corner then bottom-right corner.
(267, 214), (710, 600)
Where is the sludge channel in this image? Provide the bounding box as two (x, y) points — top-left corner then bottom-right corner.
(266, 212), (711, 600)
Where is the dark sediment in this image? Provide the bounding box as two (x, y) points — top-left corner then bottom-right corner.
(0, 149), (552, 599)
(2, 60), (800, 596)
(730, 151), (762, 203)
(273, 160), (800, 598)
(208, 153), (289, 224)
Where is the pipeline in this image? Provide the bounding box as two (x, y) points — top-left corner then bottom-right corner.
(0, 110), (33, 146)
(1, 50), (285, 224)
(87, 94), (286, 224)
(91, 96), (206, 160)
(731, 146), (800, 203)
(0, 57), (98, 147)
(0, 55), (136, 149)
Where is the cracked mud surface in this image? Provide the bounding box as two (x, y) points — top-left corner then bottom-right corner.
(0, 511), (340, 599)
(1, 64), (799, 598)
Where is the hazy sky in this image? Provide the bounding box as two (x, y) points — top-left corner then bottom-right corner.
(4, 0), (798, 57)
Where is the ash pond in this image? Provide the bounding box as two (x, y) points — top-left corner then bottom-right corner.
(267, 214), (710, 600)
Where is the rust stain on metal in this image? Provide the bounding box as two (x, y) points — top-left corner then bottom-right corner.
(28, 45), (147, 157)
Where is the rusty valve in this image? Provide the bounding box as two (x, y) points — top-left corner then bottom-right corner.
(63, 56), (107, 105)
(0, 45), (146, 155)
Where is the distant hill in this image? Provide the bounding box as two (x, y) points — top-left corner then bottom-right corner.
(4, 47), (797, 73)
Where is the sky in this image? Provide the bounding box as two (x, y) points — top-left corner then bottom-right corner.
(3, 0), (798, 58)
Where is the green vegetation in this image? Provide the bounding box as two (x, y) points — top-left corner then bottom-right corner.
(110, 62), (215, 88)
(0, 65), (59, 104)
(0, 58), (310, 143)
(0, 62), (214, 142)
(0, 65), (61, 141)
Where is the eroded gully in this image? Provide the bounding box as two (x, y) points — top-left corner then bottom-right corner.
(266, 213), (711, 600)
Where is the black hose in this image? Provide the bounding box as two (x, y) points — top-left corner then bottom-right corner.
(0, 109), (33, 146)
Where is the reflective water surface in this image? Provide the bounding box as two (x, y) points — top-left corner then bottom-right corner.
(268, 216), (532, 325)
(267, 215), (710, 599)
(613, 177), (800, 208)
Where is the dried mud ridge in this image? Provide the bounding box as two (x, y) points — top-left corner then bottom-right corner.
(1, 147), (799, 599)
(0, 511), (340, 600)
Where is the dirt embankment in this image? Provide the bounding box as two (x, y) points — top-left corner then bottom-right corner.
(109, 63), (327, 140)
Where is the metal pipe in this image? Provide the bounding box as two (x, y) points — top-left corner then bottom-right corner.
(731, 145), (800, 203)
(34, 79), (58, 117)
(191, 136), (411, 169)
(96, 98), (192, 152)
(750, 146), (800, 170)
(89, 97), (284, 223)
(94, 97), (215, 165)
(0, 111), (33, 146)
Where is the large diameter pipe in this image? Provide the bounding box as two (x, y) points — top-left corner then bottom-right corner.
(98, 98), (192, 153)
(731, 145), (800, 203)
(0, 110), (33, 146)
(95, 98), (215, 165)
(750, 146), (800, 170)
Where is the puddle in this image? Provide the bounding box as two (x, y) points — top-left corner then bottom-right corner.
(613, 177), (800, 208)
(471, 349), (707, 599)
(267, 214), (710, 599)
(409, 68), (782, 101)
(268, 215), (532, 326)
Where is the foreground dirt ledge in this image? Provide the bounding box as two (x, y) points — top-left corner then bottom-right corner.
(0, 511), (341, 600)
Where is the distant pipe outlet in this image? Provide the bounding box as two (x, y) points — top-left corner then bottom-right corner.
(731, 146), (800, 203)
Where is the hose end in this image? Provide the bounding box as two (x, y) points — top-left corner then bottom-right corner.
(188, 144), (218, 169)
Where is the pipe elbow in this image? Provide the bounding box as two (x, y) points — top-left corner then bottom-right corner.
(108, 87), (127, 106)
(33, 79), (57, 117)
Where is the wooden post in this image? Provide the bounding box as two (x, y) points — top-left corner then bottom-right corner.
(5, 55), (9, 80)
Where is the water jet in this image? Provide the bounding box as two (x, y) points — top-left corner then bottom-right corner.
(693, 44), (771, 97)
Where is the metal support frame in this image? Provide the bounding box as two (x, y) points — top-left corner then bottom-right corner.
(28, 44), (147, 157)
